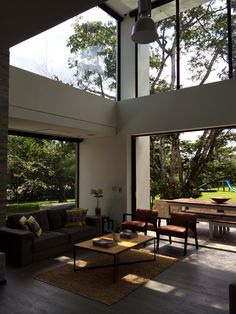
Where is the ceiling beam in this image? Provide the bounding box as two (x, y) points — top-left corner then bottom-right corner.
(0, 0), (106, 50)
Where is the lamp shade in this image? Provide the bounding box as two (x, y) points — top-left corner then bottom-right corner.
(131, 16), (157, 44)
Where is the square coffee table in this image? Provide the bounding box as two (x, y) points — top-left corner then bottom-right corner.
(73, 233), (156, 282)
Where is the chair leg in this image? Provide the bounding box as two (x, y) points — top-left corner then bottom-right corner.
(156, 233), (160, 252)
(194, 231), (198, 250)
(169, 236), (172, 244)
(184, 233), (188, 256)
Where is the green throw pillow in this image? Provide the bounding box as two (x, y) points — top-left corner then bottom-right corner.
(18, 215), (30, 231)
(65, 208), (88, 228)
(27, 215), (42, 237)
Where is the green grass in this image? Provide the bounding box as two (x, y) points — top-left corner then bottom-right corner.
(7, 199), (75, 214)
(199, 189), (236, 201)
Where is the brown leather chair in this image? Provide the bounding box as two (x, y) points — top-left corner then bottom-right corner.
(121, 209), (159, 236)
(156, 211), (198, 256)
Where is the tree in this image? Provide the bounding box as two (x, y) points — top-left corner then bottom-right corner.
(7, 136), (76, 202)
(150, 0), (229, 93)
(67, 17), (117, 100)
(151, 129), (236, 200)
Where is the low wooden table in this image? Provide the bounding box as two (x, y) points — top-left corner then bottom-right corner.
(73, 233), (156, 282)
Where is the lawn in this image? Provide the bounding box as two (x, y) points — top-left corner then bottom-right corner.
(7, 199), (75, 214)
(199, 188), (236, 201)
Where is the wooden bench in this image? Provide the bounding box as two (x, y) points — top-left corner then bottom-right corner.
(182, 209), (236, 239)
(209, 219), (236, 239)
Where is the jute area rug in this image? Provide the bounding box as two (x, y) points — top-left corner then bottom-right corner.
(36, 249), (178, 305)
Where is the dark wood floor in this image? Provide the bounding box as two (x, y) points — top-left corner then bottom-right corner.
(0, 223), (235, 314)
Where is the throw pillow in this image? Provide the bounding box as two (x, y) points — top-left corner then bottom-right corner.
(65, 208), (88, 228)
(27, 215), (42, 237)
(18, 215), (29, 230)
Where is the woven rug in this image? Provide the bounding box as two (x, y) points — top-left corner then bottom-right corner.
(36, 249), (178, 305)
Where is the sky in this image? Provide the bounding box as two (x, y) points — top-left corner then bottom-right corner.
(10, 7), (113, 83)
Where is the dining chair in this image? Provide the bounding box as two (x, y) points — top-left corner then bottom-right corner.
(156, 211), (198, 256)
(121, 209), (159, 236)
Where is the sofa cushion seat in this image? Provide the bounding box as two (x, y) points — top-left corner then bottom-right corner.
(58, 225), (96, 243)
(33, 231), (69, 252)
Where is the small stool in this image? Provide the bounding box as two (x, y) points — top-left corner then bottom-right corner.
(0, 252), (6, 284)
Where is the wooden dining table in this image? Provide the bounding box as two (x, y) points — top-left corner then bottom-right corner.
(167, 198), (236, 238)
(167, 198), (236, 212)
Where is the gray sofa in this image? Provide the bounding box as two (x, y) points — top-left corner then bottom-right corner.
(0, 207), (101, 266)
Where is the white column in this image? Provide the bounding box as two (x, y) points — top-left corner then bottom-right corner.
(120, 16), (136, 100)
(138, 44), (150, 97)
(136, 136), (150, 209)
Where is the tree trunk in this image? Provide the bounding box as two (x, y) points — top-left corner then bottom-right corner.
(183, 129), (222, 196)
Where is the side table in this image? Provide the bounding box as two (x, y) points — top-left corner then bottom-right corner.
(0, 252), (6, 284)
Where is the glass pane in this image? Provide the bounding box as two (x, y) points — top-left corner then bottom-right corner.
(180, 0), (228, 88)
(231, 0), (236, 77)
(10, 7), (117, 100)
(149, 2), (177, 94)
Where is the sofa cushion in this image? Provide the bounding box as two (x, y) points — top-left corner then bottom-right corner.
(58, 225), (96, 243)
(47, 208), (67, 230)
(33, 231), (69, 252)
(18, 216), (30, 231)
(7, 210), (50, 232)
(27, 216), (42, 237)
(65, 208), (88, 228)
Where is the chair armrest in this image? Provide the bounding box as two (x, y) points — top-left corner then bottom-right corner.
(0, 227), (34, 266)
(122, 213), (133, 222)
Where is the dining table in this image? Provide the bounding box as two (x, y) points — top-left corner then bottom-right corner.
(166, 198), (236, 239)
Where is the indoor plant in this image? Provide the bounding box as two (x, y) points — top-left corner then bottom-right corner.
(90, 188), (103, 216)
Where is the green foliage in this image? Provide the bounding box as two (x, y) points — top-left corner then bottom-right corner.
(150, 129), (236, 200)
(67, 17), (116, 99)
(150, 0), (229, 92)
(7, 136), (76, 203)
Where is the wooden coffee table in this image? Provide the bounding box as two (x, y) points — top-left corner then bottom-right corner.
(73, 233), (156, 282)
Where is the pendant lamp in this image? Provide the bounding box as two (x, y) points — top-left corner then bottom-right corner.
(131, 0), (157, 44)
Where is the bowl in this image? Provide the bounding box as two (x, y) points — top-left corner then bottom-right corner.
(211, 197), (230, 204)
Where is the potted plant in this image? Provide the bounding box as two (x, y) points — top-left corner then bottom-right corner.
(90, 188), (103, 216)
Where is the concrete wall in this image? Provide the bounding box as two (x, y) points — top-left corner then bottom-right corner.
(79, 135), (127, 226)
(9, 66), (117, 138)
(136, 136), (150, 209)
(0, 51), (9, 226)
(117, 79), (236, 134)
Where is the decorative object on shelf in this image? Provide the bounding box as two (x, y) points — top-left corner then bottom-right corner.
(211, 197), (230, 204)
(91, 188), (103, 216)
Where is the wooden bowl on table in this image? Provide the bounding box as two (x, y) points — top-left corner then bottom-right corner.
(211, 197), (230, 204)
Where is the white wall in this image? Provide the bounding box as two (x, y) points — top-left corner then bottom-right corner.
(117, 79), (236, 134)
(9, 66), (117, 138)
(136, 136), (150, 209)
(79, 135), (127, 226)
(120, 16), (136, 100)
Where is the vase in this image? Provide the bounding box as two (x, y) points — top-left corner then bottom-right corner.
(95, 207), (101, 216)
